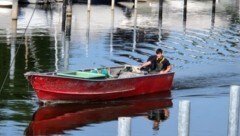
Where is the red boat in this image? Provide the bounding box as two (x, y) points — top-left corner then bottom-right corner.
(24, 92), (172, 136)
(25, 66), (174, 103)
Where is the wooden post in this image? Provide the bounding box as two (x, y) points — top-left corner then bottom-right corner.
(62, 0), (67, 31)
(65, 16), (72, 37)
(12, 0), (18, 20)
(118, 117), (131, 136)
(159, 0), (163, 22)
(211, 0), (216, 28)
(134, 0), (138, 9)
(228, 85), (240, 136)
(178, 100), (190, 136)
(66, 0), (72, 17)
(183, 0), (187, 21)
(133, 9), (137, 51)
(158, 0), (163, 41)
(111, 0), (115, 10)
(65, 0), (72, 36)
(87, 0), (91, 12)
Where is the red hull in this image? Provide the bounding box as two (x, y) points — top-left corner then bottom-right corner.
(25, 92), (172, 135)
(26, 70), (174, 102)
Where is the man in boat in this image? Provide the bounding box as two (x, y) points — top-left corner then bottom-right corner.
(139, 48), (172, 74)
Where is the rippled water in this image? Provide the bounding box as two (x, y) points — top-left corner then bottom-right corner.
(0, 0), (240, 135)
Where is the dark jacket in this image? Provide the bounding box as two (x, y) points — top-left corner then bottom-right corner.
(146, 55), (170, 71)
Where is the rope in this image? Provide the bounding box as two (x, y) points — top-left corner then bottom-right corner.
(0, 3), (38, 96)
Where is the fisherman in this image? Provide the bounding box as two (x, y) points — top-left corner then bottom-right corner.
(139, 48), (172, 74)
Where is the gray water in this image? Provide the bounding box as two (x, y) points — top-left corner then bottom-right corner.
(0, 0), (240, 135)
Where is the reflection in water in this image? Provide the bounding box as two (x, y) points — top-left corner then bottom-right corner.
(133, 8), (137, 51)
(211, 0), (216, 29)
(64, 34), (70, 71)
(24, 92), (172, 135)
(110, 10), (114, 54)
(147, 108), (169, 131)
(10, 20), (17, 80)
(158, 0), (163, 41)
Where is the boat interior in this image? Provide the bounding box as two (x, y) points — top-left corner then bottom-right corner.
(55, 65), (147, 79)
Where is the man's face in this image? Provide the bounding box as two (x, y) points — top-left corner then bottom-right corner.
(156, 53), (163, 59)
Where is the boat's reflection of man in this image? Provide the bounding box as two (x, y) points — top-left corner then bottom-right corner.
(147, 108), (170, 130)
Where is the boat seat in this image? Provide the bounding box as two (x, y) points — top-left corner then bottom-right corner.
(57, 71), (106, 79)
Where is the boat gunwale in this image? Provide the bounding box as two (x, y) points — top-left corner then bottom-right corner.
(28, 71), (175, 82)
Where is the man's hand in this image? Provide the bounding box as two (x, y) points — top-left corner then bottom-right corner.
(159, 70), (166, 74)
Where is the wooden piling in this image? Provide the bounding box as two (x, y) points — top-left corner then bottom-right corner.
(159, 0), (163, 22)
(12, 0), (18, 20)
(183, 0), (187, 21)
(211, 0), (216, 27)
(62, 0), (67, 31)
(111, 0), (115, 10)
(133, 9), (137, 50)
(212, 0), (216, 13)
(178, 100), (190, 136)
(228, 85), (240, 136)
(87, 0), (91, 12)
(158, 0), (163, 41)
(118, 117), (131, 136)
(66, 0), (72, 17)
(65, 16), (72, 37)
(134, 0), (138, 9)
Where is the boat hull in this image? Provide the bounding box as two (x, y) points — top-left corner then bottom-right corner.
(26, 70), (174, 103)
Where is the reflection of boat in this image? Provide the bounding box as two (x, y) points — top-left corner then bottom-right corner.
(25, 66), (174, 103)
(25, 92), (172, 136)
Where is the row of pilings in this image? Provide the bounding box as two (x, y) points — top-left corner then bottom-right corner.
(118, 85), (240, 136)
